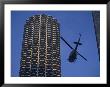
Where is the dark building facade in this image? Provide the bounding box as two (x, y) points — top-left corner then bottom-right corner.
(92, 11), (100, 61)
(19, 14), (61, 77)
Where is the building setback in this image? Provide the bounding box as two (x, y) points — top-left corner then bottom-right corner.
(19, 14), (61, 77)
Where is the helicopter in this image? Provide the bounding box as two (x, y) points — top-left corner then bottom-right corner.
(60, 34), (87, 62)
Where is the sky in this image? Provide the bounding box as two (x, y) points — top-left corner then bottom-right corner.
(11, 11), (100, 77)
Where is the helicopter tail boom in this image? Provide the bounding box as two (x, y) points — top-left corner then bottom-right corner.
(74, 42), (82, 45)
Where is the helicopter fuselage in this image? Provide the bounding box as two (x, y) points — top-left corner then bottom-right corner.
(68, 50), (77, 62)
(68, 34), (82, 62)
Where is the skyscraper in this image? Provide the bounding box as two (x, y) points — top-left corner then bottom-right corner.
(19, 14), (61, 77)
(92, 11), (100, 61)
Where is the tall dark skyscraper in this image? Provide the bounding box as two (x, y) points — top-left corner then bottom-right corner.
(92, 11), (100, 61)
(19, 14), (61, 77)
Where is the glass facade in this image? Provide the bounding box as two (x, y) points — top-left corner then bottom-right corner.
(19, 14), (61, 77)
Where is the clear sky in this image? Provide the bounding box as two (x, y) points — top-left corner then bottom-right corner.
(11, 11), (100, 77)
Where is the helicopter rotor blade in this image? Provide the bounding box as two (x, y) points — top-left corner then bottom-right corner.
(60, 36), (73, 49)
(76, 52), (87, 61)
